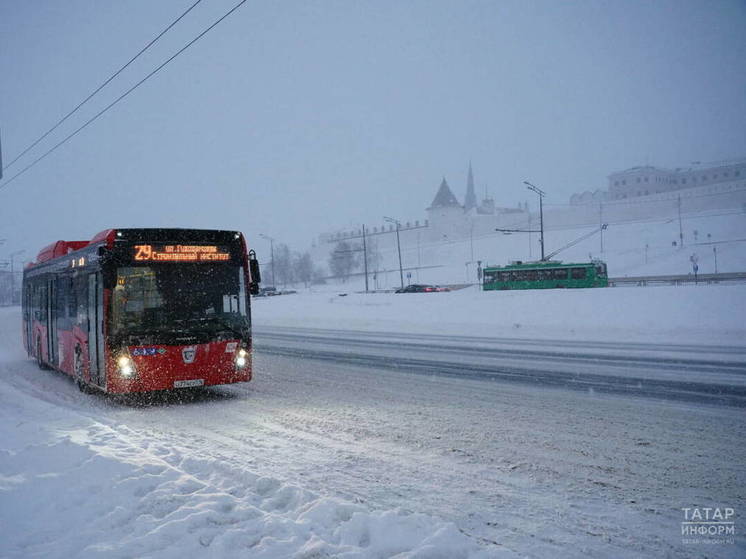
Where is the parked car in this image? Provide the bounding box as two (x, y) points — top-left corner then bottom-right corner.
(395, 284), (450, 293)
(254, 287), (277, 297)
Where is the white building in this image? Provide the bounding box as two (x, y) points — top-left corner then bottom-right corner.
(571, 158), (746, 204)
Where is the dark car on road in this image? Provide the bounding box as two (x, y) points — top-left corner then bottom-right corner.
(395, 284), (450, 293)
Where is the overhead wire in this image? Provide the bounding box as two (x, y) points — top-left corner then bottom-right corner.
(0, 0), (248, 191)
(2, 0), (204, 172)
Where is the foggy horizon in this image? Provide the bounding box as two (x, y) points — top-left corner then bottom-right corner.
(2, 0), (745, 260)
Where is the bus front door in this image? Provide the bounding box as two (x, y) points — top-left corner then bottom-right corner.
(47, 279), (57, 366)
(24, 286), (33, 355)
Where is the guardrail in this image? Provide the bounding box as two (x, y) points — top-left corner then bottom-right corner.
(609, 272), (746, 287)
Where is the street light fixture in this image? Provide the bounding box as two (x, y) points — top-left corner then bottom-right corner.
(259, 234), (275, 289)
(383, 216), (404, 289)
(523, 181), (547, 261)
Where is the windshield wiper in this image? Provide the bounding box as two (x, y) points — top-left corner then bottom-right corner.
(187, 316), (246, 339)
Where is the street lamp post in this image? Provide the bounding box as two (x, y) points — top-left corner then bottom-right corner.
(361, 224), (369, 292)
(384, 216), (404, 289)
(713, 246), (718, 274)
(523, 181), (546, 261)
(259, 234), (275, 289)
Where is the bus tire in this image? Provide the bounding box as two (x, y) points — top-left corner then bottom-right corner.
(74, 347), (92, 393)
(36, 339), (50, 370)
(76, 379), (93, 393)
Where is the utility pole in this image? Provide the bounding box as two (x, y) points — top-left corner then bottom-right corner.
(416, 231), (421, 282)
(259, 234), (275, 289)
(599, 202), (604, 253)
(524, 181), (547, 260)
(469, 221), (474, 263)
(678, 195), (684, 248)
(713, 246), (718, 274)
(361, 224), (369, 292)
(384, 216), (404, 289)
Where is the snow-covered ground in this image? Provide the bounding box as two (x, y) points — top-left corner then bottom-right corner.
(2, 281), (745, 558)
(337, 209), (746, 288)
(252, 283), (746, 347)
(0, 307), (490, 559)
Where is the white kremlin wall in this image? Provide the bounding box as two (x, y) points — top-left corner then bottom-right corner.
(309, 177), (746, 289)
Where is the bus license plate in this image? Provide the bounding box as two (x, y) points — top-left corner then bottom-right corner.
(174, 379), (204, 388)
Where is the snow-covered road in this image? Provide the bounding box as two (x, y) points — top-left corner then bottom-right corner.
(1, 306), (745, 558)
(255, 326), (746, 407)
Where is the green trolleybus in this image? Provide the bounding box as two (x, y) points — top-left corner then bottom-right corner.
(482, 260), (608, 291)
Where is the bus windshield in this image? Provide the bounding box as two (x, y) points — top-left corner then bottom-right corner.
(112, 264), (249, 340)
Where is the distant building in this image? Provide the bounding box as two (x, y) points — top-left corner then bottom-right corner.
(571, 158), (746, 204)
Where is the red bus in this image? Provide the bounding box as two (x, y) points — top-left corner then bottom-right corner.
(22, 228), (261, 394)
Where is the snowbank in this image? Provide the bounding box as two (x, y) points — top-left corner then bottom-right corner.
(0, 306), (495, 559)
(0, 379), (492, 558)
(252, 284), (746, 346)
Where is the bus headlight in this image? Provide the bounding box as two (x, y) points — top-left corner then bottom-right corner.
(117, 355), (136, 378)
(235, 348), (249, 369)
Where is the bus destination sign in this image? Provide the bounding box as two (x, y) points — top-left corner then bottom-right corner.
(133, 244), (231, 262)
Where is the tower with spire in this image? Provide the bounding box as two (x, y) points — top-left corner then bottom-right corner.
(426, 176), (467, 240)
(464, 162), (477, 212)
(428, 177), (461, 210)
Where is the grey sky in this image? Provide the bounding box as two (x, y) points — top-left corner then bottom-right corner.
(1, 0), (745, 260)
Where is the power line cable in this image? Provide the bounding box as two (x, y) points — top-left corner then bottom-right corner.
(0, 0), (247, 191)
(2, 0), (204, 172)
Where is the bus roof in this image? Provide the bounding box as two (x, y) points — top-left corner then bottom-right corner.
(30, 228), (245, 267)
(484, 260), (604, 271)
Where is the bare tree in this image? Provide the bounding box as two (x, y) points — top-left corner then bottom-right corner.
(295, 252), (313, 288)
(312, 265), (327, 284)
(273, 244), (295, 287)
(329, 241), (358, 282)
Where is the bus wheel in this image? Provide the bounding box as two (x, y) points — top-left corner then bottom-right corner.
(74, 347), (92, 393)
(76, 379), (93, 393)
(36, 339), (50, 370)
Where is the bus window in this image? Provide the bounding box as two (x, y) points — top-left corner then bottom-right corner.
(67, 276), (76, 319)
(75, 275), (88, 328)
(571, 268), (587, 279)
(112, 264), (248, 339)
(552, 269), (568, 280)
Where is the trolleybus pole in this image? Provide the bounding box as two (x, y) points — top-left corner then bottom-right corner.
(384, 216), (404, 290)
(524, 181), (547, 261)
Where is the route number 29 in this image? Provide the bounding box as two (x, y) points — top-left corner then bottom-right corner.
(134, 245), (153, 261)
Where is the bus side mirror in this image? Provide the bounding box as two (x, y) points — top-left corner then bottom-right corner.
(248, 250), (261, 295)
